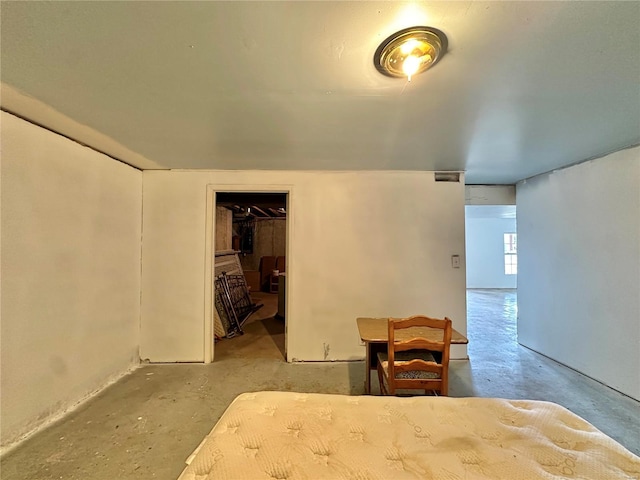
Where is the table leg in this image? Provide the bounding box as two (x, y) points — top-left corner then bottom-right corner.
(364, 341), (371, 394)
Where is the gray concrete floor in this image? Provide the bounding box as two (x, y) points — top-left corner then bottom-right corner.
(1, 289), (638, 479)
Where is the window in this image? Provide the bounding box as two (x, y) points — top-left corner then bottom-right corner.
(504, 233), (517, 275)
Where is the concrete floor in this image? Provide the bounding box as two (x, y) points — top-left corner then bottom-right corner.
(1, 289), (638, 479)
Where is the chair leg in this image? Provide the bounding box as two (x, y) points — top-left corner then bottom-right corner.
(377, 363), (387, 395)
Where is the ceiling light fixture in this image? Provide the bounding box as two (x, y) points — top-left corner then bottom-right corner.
(374, 26), (447, 81)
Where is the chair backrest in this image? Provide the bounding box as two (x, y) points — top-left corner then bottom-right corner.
(387, 315), (452, 395)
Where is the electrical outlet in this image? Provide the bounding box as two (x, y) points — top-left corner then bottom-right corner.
(451, 255), (460, 268)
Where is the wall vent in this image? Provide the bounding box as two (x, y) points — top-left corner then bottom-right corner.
(435, 172), (461, 182)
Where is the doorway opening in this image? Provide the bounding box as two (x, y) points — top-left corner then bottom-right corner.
(211, 191), (289, 363)
(464, 204), (518, 353)
(464, 205), (517, 290)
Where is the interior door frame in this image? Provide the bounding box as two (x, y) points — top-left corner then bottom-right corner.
(204, 184), (293, 363)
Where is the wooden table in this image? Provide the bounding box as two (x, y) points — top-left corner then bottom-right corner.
(357, 317), (469, 394)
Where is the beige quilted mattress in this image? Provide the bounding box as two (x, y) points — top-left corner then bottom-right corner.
(177, 391), (640, 480)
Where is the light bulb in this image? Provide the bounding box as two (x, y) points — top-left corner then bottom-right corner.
(403, 55), (421, 78)
(400, 39), (420, 55)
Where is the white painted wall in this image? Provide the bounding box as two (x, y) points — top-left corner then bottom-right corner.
(465, 212), (517, 288)
(141, 171), (468, 362)
(0, 112), (142, 448)
(517, 146), (640, 400)
(465, 185), (516, 205)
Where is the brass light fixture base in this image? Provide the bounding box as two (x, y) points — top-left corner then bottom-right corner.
(374, 26), (448, 79)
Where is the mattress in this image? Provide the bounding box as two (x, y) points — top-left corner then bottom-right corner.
(177, 391), (640, 480)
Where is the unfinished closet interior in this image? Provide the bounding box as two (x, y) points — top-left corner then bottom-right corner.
(213, 192), (288, 356)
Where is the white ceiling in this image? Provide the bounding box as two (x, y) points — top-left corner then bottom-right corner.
(1, 1), (638, 184)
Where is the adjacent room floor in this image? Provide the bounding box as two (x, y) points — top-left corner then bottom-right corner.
(2, 289), (638, 479)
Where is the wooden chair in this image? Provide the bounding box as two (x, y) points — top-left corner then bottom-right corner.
(377, 315), (452, 396)
(258, 256), (277, 292)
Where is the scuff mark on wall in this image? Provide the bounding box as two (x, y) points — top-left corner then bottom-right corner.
(323, 343), (330, 360)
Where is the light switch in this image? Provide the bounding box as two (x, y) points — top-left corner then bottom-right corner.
(451, 255), (460, 268)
